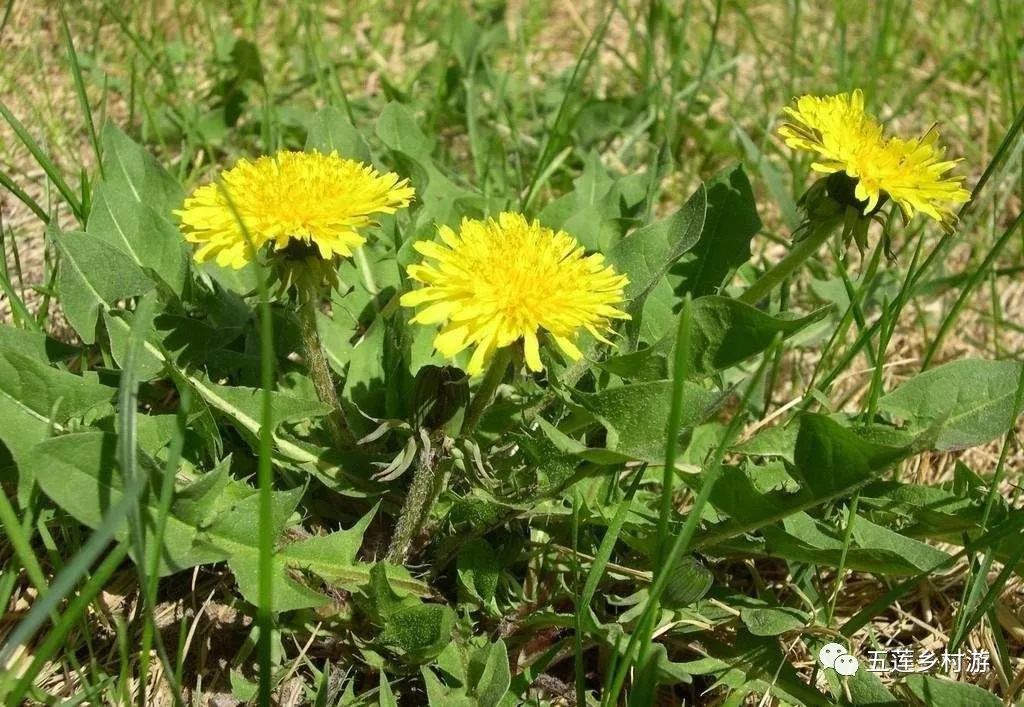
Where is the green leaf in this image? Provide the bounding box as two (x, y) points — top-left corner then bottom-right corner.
(358, 563), (456, 664)
(576, 380), (722, 462)
(472, 639), (511, 707)
(28, 433), (429, 606)
(285, 503), (378, 570)
(377, 102), (483, 234)
(805, 636), (900, 706)
(99, 123), (184, 214)
(0, 349), (114, 494)
(0, 325), (79, 362)
(600, 623), (692, 685)
(421, 663), (474, 707)
(419, 637), (511, 707)
(687, 297), (830, 376)
(359, 562), (423, 623)
(202, 380), (331, 430)
(30, 432), (229, 573)
(215, 486), (333, 613)
(53, 229), (155, 343)
(676, 633), (827, 704)
(305, 106), (372, 162)
(790, 415), (913, 500)
(379, 603), (457, 664)
(861, 472), (1005, 539)
(878, 358), (1024, 451)
(662, 556), (713, 609)
(848, 516), (950, 571)
(542, 151), (626, 251)
(229, 669), (259, 702)
(0, 395), (53, 484)
(87, 123), (188, 295)
(341, 309), (391, 424)
(740, 606), (807, 636)
(103, 310), (163, 380)
(105, 309), (247, 380)
(749, 512), (945, 575)
(608, 182), (706, 315)
(514, 421), (625, 499)
(86, 185), (188, 296)
(456, 537), (501, 603)
(601, 296), (830, 380)
(674, 164), (761, 296)
(177, 374), (343, 466)
(376, 102), (435, 167)
(0, 349), (114, 427)
(378, 672), (398, 707)
(731, 424), (797, 464)
(253, 519), (434, 610)
(691, 416), (913, 552)
(903, 674), (1002, 707)
(104, 312), (375, 491)
(448, 494), (504, 529)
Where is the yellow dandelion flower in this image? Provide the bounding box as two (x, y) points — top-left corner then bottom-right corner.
(779, 89), (969, 229)
(176, 150), (414, 269)
(400, 212), (630, 376)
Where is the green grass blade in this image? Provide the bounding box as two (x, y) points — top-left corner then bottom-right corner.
(604, 335), (780, 704)
(215, 180), (276, 706)
(3, 544), (130, 704)
(0, 100), (84, 224)
(0, 166), (50, 224)
(57, 2), (102, 175)
(948, 362), (1024, 648)
(139, 390), (189, 704)
(521, 7), (614, 210)
(0, 488), (49, 594)
(840, 512), (1024, 638)
(0, 225), (38, 330)
(921, 211), (1022, 368)
(657, 294), (692, 564)
(573, 466), (646, 704)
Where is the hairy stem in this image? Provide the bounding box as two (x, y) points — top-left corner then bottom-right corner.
(387, 350), (513, 564)
(386, 437), (443, 564)
(297, 296), (354, 448)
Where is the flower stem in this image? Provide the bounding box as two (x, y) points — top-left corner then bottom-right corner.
(386, 350), (512, 565)
(386, 438), (443, 564)
(738, 218), (838, 305)
(296, 296), (355, 448)
(460, 347), (513, 436)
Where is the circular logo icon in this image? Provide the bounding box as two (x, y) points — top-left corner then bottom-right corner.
(834, 653), (860, 676)
(818, 642), (847, 670)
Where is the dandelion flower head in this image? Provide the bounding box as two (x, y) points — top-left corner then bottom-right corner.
(176, 150), (414, 268)
(400, 212), (630, 376)
(779, 89), (969, 229)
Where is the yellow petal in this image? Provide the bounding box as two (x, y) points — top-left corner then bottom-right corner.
(400, 287), (446, 307)
(467, 337), (495, 376)
(523, 331), (543, 372)
(413, 240), (452, 261)
(552, 334), (582, 360)
(412, 300), (457, 325)
(435, 325), (470, 357)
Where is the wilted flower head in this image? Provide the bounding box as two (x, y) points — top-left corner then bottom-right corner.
(779, 89), (969, 233)
(176, 150), (414, 269)
(400, 212), (629, 376)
